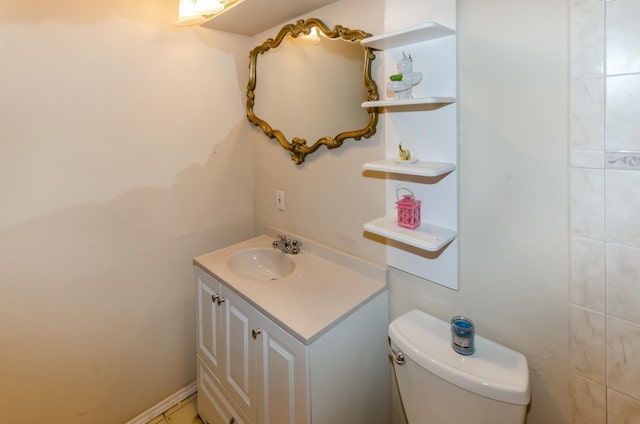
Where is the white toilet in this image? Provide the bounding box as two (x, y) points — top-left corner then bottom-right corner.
(389, 309), (531, 424)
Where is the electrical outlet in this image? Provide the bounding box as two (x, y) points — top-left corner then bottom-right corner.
(276, 190), (285, 211)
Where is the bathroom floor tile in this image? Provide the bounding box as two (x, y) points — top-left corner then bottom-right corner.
(147, 416), (169, 424)
(145, 393), (202, 424)
(165, 393), (202, 424)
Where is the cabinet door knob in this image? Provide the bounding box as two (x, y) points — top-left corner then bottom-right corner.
(229, 418), (235, 424)
(216, 296), (226, 305)
(252, 329), (262, 339)
(211, 294), (219, 303)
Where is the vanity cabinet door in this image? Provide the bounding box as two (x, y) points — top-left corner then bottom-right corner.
(196, 265), (308, 424)
(256, 312), (308, 424)
(220, 286), (259, 423)
(196, 268), (223, 377)
(197, 357), (249, 424)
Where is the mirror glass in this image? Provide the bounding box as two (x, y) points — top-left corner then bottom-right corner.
(247, 18), (379, 164)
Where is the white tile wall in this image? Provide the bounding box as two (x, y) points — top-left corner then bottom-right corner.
(571, 150), (604, 168)
(606, 151), (640, 170)
(570, 168), (605, 239)
(570, 78), (605, 150)
(606, 75), (640, 151)
(569, 0), (605, 79)
(571, 306), (606, 383)
(608, 389), (640, 422)
(606, 171), (640, 246)
(607, 317), (640, 400)
(605, 0), (640, 75)
(571, 237), (605, 312)
(606, 244), (640, 323)
(573, 375), (606, 424)
(570, 0), (640, 421)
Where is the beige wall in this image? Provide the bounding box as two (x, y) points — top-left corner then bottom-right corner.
(251, 0), (387, 265)
(0, 0), (573, 422)
(0, 1), (254, 422)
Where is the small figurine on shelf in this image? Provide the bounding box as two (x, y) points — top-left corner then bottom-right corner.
(398, 144), (411, 161)
(387, 52), (423, 100)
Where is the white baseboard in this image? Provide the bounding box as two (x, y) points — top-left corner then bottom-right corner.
(125, 381), (197, 424)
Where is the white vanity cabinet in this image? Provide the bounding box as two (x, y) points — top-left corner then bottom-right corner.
(196, 266), (306, 424)
(195, 261), (389, 424)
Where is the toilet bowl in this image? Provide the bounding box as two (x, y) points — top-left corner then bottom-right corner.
(389, 309), (531, 424)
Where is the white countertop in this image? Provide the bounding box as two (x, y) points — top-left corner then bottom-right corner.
(194, 233), (387, 345)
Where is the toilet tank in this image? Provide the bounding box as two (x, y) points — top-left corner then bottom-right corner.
(389, 310), (531, 424)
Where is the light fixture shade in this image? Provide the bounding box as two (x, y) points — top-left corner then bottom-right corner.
(175, 0), (206, 26)
(195, 0), (224, 15)
(175, 0), (234, 27)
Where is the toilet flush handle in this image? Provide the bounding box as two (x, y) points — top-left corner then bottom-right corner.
(390, 347), (405, 365)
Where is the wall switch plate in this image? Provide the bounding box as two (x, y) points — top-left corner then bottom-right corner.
(276, 190), (285, 211)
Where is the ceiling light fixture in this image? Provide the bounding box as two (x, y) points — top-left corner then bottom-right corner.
(175, 0), (244, 27)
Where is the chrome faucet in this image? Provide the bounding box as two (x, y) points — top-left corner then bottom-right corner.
(272, 234), (301, 255)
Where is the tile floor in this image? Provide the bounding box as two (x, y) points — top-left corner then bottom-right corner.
(146, 393), (202, 424)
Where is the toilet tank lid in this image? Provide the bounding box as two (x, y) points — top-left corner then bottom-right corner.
(389, 309), (531, 405)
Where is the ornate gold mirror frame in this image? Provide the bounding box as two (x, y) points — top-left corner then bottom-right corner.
(246, 18), (379, 165)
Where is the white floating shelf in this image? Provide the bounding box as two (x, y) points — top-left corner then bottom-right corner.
(364, 215), (457, 252)
(362, 97), (455, 108)
(363, 159), (455, 177)
(361, 22), (455, 50)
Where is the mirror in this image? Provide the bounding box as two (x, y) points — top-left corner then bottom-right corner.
(247, 18), (379, 165)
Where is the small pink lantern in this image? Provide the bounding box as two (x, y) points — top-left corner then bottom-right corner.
(396, 189), (421, 229)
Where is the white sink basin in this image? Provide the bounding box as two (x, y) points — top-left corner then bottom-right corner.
(227, 248), (295, 281)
